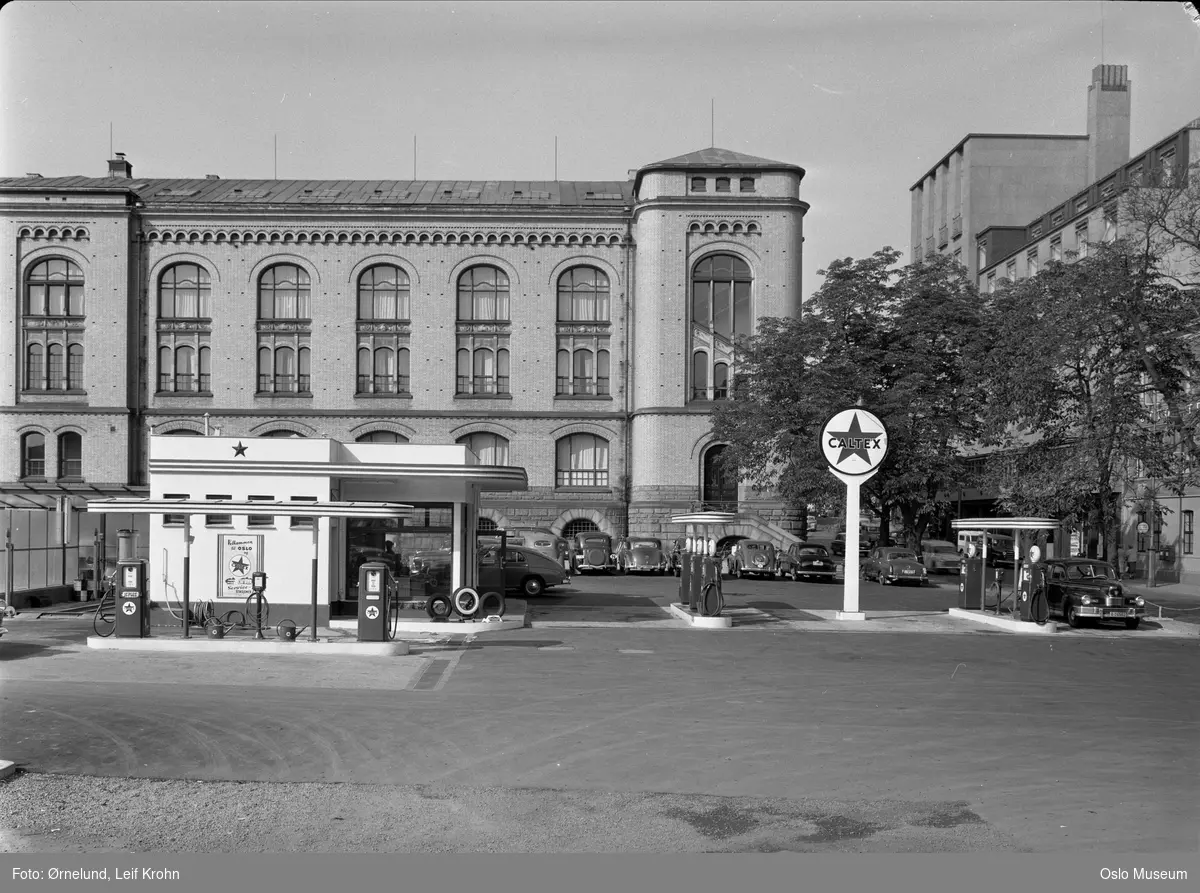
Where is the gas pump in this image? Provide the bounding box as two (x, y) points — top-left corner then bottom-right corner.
(1017, 545), (1049, 623)
(357, 560), (392, 641)
(115, 559), (149, 638)
(249, 572), (268, 640)
(959, 544), (985, 610)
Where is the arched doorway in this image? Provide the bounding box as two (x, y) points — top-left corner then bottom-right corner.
(702, 444), (737, 511)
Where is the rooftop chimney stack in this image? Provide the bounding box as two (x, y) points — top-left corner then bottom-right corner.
(1087, 64), (1131, 183)
(107, 152), (132, 179)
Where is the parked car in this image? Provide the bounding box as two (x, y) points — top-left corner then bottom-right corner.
(1044, 558), (1145, 629)
(508, 527), (571, 568)
(573, 532), (618, 574)
(730, 540), (780, 579)
(862, 547), (929, 585)
(920, 539), (962, 575)
(831, 531), (870, 559)
(616, 537), (672, 574)
(779, 542), (837, 582)
(478, 544), (570, 597)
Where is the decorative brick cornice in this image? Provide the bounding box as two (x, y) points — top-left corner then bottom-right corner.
(17, 225), (90, 241)
(142, 227), (629, 247)
(686, 220), (761, 235)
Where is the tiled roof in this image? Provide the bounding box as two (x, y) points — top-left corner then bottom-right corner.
(0, 176), (635, 208)
(633, 147), (804, 191)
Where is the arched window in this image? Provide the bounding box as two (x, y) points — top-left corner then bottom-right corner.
(713, 362), (730, 400)
(457, 344), (509, 395)
(373, 347), (394, 393)
(715, 177), (731, 193)
(557, 267), (610, 322)
(477, 517), (499, 532)
(258, 264), (310, 320)
(358, 264), (410, 321)
(457, 266), (509, 321)
(25, 344), (43, 390)
(274, 346), (295, 393)
(66, 343), (83, 390)
(702, 444), (737, 511)
(692, 254), (752, 338)
(258, 344), (309, 393)
(21, 432), (45, 478)
(692, 351), (709, 400)
(58, 432), (82, 479)
(356, 431), (409, 444)
(175, 345), (195, 392)
(562, 518), (600, 541)
(457, 432), (510, 466)
(261, 430), (305, 437)
(26, 259), (84, 316)
(159, 263), (210, 319)
(556, 434), (609, 488)
(47, 343), (65, 391)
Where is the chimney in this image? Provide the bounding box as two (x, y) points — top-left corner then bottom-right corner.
(205, 174), (220, 180)
(1087, 64), (1131, 182)
(107, 152), (133, 179)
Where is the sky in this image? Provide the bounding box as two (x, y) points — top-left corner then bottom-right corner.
(2, 0), (1199, 299)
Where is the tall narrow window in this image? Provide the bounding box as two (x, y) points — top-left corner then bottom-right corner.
(1050, 237), (1062, 262)
(25, 344), (44, 390)
(713, 362), (729, 400)
(556, 434), (609, 488)
(47, 343), (65, 390)
(21, 432), (45, 478)
(572, 348), (594, 396)
(702, 444), (737, 510)
(1075, 222), (1089, 259)
(692, 351), (709, 400)
(57, 432), (82, 479)
(1027, 249), (1039, 277)
(1184, 511), (1194, 555)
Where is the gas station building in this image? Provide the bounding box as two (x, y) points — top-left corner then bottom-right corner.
(88, 434), (527, 626)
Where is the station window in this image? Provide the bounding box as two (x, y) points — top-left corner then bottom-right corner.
(163, 492), (190, 527)
(205, 494), (233, 527)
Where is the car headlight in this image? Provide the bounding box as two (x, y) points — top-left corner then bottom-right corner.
(1134, 596), (1144, 606)
(1080, 595), (1094, 605)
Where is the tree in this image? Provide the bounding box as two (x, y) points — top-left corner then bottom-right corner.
(709, 248), (987, 549)
(976, 240), (1200, 560)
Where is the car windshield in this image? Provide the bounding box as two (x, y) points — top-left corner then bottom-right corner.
(745, 543), (769, 551)
(797, 547), (828, 556)
(581, 537), (607, 546)
(886, 550), (917, 560)
(630, 540), (661, 549)
(1064, 563), (1115, 581)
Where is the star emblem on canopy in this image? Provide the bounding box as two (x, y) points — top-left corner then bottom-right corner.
(232, 442), (248, 457)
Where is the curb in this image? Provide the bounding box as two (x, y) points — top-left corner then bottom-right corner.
(86, 636), (411, 655)
(0, 760), (16, 780)
(667, 603), (733, 628)
(948, 608), (1059, 635)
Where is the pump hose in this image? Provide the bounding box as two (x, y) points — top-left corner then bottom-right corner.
(1030, 584), (1050, 626)
(244, 593), (270, 633)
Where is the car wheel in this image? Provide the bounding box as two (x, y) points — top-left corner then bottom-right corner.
(521, 576), (545, 597)
(1124, 618), (1140, 630)
(1066, 602), (1084, 629)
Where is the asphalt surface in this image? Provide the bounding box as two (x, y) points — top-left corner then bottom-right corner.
(2, 572), (1197, 853)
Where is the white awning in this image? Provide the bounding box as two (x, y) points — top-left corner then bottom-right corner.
(951, 517), (1060, 531)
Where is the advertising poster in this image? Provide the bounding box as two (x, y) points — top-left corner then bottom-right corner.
(219, 534), (262, 599)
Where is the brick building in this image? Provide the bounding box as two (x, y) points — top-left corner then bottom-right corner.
(0, 146), (809, 601)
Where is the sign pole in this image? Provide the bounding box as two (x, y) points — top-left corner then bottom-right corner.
(820, 408), (889, 623)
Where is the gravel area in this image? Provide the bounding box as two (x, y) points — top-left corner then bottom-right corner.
(0, 771), (1020, 853)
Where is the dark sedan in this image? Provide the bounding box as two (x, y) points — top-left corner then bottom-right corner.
(779, 542), (837, 582)
(618, 537), (672, 574)
(573, 533), (618, 574)
(1045, 559), (1145, 629)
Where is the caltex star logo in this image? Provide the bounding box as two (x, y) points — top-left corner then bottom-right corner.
(820, 408), (888, 476)
(232, 442), (248, 457)
(230, 556), (250, 575)
(826, 413), (883, 466)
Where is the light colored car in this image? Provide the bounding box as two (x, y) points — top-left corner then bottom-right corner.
(508, 528), (571, 568)
(731, 540), (780, 579)
(862, 547), (929, 586)
(617, 537), (671, 574)
(920, 540), (962, 574)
